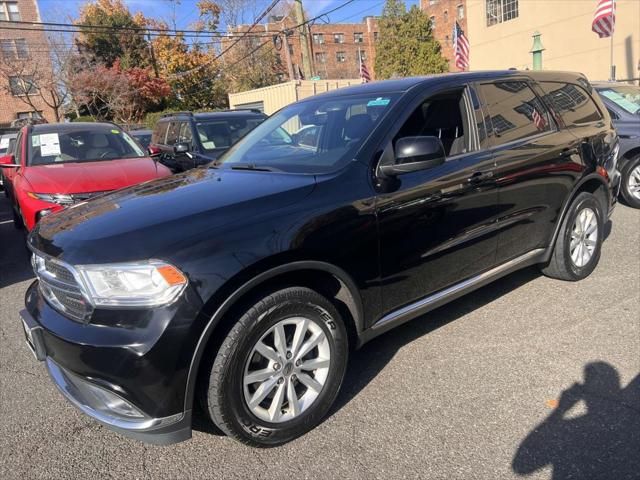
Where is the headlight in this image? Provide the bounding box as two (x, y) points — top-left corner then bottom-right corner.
(27, 192), (74, 206)
(76, 261), (188, 307)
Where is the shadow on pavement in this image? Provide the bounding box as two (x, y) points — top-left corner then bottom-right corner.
(0, 197), (33, 289)
(512, 362), (640, 480)
(331, 265), (541, 414)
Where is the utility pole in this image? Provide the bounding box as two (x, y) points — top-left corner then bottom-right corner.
(293, 0), (313, 79)
(281, 31), (295, 81)
(147, 31), (159, 78)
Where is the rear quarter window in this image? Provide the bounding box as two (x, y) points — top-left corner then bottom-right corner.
(538, 82), (603, 127)
(152, 121), (169, 145)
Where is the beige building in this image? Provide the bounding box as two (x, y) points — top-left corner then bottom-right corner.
(466, 0), (640, 81)
(229, 79), (361, 115)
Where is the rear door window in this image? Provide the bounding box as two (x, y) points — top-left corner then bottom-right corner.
(478, 81), (552, 146)
(152, 121), (169, 145)
(538, 82), (603, 127)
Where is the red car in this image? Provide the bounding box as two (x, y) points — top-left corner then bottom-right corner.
(0, 122), (172, 230)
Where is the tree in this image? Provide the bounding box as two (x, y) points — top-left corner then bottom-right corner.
(76, 0), (151, 69)
(70, 60), (169, 123)
(224, 37), (284, 92)
(375, 0), (448, 79)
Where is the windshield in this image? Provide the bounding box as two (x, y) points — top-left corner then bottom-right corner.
(215, 94), (398, 174)
(27, 126), (146, 166)
(598, 85), (640, 114)
(196, 117), (264, 154)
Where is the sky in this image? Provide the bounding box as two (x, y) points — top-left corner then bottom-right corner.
(38, 0), (420, 29)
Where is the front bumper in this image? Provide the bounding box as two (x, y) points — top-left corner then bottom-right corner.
(21, 281), (204, 445)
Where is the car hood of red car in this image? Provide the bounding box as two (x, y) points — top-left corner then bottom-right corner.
(23, 157), (168, 194)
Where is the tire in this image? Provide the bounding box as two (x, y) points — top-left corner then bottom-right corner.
(204, 287), (348, 447)
(619, 155), (640, 209)
(12, 201), (24, 230)
(541, 192), (603, 281)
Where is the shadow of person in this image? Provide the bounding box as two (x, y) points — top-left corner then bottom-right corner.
(513, 362), (640, 480)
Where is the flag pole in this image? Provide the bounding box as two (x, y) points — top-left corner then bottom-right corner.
(609, 2), (615, 80)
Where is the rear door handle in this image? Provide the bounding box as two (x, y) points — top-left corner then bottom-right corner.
(467, 171), (494, 183)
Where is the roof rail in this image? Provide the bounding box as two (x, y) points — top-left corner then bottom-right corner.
(161, 111), (194, 118)
(226, 108), (264, 114)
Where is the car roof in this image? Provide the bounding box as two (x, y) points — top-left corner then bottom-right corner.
(0, 132), (18, 138)
(297, 70), (592, 103)
(31, 122), (121, 134)
(160, 110), (266, 121)
(130, 129), (152, 135)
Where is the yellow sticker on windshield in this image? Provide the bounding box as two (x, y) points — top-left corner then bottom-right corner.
(111, 129), (120, 134)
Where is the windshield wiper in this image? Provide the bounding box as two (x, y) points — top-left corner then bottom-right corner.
(229, 163), (279, 172)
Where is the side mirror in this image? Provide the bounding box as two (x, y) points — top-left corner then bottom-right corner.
(148, 145), (161, 157)
(379, 136), (446, 176)
(174, 142), (190, 154)
(0, 154), (19, 168)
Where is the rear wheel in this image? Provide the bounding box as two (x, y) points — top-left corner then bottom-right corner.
(541, 192), (603, 281)
(620, 156), (640, 209)
(204, 287), (348, 447)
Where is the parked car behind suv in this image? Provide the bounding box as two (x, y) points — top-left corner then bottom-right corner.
(0, 131), (18, 192)
(0, 122), (171, 230)
(593, 82), (640, 207)
(22, 71), (619, 447)
(149, 110), (267, 172)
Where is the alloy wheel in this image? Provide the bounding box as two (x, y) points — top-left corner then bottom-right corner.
(243, 316), (331, 423)
(628, 165), (640, 200)
(570, 207), (598, 268)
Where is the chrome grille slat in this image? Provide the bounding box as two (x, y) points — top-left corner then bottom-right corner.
(33, 253), (93, 323)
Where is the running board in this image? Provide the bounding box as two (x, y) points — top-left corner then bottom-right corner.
(370, 249), (546, 334)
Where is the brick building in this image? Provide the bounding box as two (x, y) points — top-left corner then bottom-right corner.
(0, 0), (56, 126)
(229, 15), (379, 82)
(420, 0), (468, 71)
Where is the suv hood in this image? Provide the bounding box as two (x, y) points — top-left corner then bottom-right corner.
(30, 167), (316, 264)
(23, 157), (165, 194)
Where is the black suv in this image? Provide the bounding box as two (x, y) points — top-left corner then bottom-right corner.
(149, 110), (266, 172)
(22, 71), (619, 447)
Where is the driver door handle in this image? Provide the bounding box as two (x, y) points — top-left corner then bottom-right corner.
(467, 171), (494, 183)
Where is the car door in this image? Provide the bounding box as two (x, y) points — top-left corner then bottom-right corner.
(160, 120), (182, 172)
(477, 79), (583, 264)
(4, 129), (24, 200)
(174, 121), (197, 171)
(376, 84), (500, 317)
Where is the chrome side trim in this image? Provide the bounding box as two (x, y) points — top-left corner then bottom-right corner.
(46, 358), (184, 432)
(373, 248), (545, 331)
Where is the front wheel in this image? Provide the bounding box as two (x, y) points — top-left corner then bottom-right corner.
(204, 287), (348, 447)
(541, 192), (603, 281)
(620, 156), (640, 209)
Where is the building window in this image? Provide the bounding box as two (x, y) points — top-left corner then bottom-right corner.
(430, 15), (436, 29)
(444, 10), (448, 23)
(354, 32), (364, 43)
(312, 33), (324, 45)
(373, 31), (379, 41)
(17, 111), (42, 120)
(429, 0), (439, 5)
(336, 51), (346, 63)
(356, 50), (367, 64)
(9, 76), (38, 96)
(333, 33), (344, 44)
(288, 43), (293, 55)
(0, 38), (28, 60)
(486, 0), (519, 26)
(314, 51), (326, 64)
(0, 1), (20, 21)
(457, 4), (465, 19)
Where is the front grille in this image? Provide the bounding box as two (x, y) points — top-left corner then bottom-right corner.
(33, 254), (93, 323)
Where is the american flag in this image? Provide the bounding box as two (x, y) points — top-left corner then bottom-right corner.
(360, 57), (371, 83)
(532, 107), (546, 131)
(592, 0), (615, 38)
(453, 21), (470, 71)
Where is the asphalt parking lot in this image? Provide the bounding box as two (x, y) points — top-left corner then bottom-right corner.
(0, 194), (638, 480)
